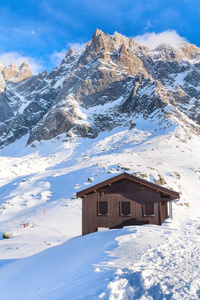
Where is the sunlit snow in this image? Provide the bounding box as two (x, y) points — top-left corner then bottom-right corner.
(0, 112), (199, 299)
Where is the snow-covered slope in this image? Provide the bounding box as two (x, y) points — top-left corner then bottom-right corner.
(0, 108), (200, 298)
(1, 219), (200, 300)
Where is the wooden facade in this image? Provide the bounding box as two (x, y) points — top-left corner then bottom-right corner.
(77, 173), (179, 235)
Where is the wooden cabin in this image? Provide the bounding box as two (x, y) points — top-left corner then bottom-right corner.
(77, 172), (179, 235)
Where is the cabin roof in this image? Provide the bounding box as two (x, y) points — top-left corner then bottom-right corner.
(76, 172), (180, 200)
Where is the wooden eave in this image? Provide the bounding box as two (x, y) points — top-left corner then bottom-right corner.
(76, 172), (180, 200)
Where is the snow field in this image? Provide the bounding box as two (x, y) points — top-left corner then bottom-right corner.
(0, 116), (200, 259)
(0, 219), (199, 299)
(0, 114), (199, 298)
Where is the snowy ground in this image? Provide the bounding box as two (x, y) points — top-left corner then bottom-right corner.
(0, 113), (200, 299)
(0, 215), (199, 299)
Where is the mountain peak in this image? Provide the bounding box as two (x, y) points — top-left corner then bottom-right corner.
(2, 63), (18, 80)
(1, 61), (32, 83)
(18, 61), (30, 72)
(92, 28), (104, 39)
(65, 47), (75, 59)
(8, 63), (18, 70)
(20, 61), (29, 68)
(153, 41), (200, 62)
(85, 28), (106, 54)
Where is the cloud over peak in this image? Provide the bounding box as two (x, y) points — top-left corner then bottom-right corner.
(133, 30), (188, 50)
(0, 52), (44, 75)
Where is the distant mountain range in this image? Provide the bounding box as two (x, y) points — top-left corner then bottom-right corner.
(1, 29), (200, 148)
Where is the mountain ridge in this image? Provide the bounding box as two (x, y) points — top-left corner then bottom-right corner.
(0, 29), (200, 149)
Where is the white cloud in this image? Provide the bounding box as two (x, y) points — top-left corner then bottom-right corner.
(0, 52), (43, 75)
(144, 20), (153, 32)
(133, 30), (188, 50)
(50, 43), (86, 67)
(50, 49), (67, 67)
(67, 43), (86, 52)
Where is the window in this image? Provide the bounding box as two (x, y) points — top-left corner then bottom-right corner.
(121, 202), (131, 216)
(144, 202), (154, 216)
(98, 201), (108, 215)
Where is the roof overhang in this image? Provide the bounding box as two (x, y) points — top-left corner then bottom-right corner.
(76, 172), (180, 200)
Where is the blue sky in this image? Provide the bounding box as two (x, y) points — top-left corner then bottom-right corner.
(0, 0), (200, 73)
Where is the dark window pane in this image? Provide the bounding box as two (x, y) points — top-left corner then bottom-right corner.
(99, 202), (108, 215)
(145, 202), (154, 216)
(122, 202), (130, 215)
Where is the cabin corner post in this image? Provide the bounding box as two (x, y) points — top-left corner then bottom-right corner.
(82, 197), (84, 235)
(82, 196), (88, 236)
(158, 202), (162, 225)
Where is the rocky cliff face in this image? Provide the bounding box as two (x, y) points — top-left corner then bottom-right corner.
(0, 29), (200, 148)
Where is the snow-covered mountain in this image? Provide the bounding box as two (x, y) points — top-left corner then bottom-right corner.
(1, 29), (200, 148)
(0, 30), (200, 299)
